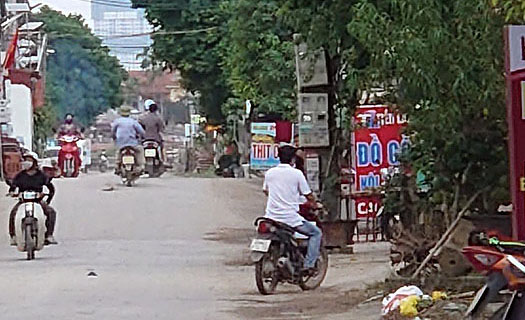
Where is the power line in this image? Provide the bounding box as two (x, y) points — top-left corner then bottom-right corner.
(101, 27), (217, 39)
(71, 0), (218, 10)
(48, 27), (216, 40)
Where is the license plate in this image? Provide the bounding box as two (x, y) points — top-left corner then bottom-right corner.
(250, 239), (271, 252)
(23, 191), (37, 200)
(122, 156), (135, 165)
(145, 149), (156, 157)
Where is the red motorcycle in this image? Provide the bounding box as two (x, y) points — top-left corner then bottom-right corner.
(463, 232), (525, 319)
(58, 135), (81, 177)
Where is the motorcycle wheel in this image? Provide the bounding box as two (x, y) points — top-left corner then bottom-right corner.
(25, 224), (35, 260)
(255, 246), (279, 295)
(125, 171), (134, 187)
(300, 247), (329, 291)
(99, 164), (107, 173)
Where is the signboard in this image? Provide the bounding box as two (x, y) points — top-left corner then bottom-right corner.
(306, 154), (320, 193)
(352, 105), (408, 219)
(505, 26), (525, 239)
(250, 122), (279, 170)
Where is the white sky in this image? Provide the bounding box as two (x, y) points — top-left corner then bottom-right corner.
(31, 0), (92, 27)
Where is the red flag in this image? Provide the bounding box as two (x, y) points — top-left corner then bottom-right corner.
(3, 29), (19, 71)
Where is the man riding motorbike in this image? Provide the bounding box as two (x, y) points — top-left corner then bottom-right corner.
(263, 144), (322, 275)
(58, 113), (82, 138)
(7, 152), (58, 245)
(111, 106), (146, 174)
(139, 100), (165, 159)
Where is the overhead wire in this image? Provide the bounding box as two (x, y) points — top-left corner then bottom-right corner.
(70, 0), (219, 10)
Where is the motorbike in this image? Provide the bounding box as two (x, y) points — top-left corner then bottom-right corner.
(99, 152), (108, 173)
(58, 135), (81, 178)
(118, 146), (141, 186)
(142, 140), (164, 178)
(215, 154), (241, 178)
(11, 191), (47, 260)
(250, 216), (329, 295)
(463, 232), (525, 319)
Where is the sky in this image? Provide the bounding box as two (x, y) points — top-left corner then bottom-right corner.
(32, 0), (92, 26)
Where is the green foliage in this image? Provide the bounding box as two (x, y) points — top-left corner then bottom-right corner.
(278, 0), (368, 108)
(33, 105), (57, 153)
(133, 0), (298, 121)
(132, 0), (229, 124)
(36, 7), (126, 126)
(491, 0), (525, 22)
(350, 0), (509, 216)
(220, 0), (296, 119)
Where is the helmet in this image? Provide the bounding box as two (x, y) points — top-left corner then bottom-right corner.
(21, 151), (39, 170)
(144, 99), (156, 111)
(23, 151), (39, 162)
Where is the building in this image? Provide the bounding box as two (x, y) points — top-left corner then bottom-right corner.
(91, 0), (151, 70)
(0, 4), (48, 152)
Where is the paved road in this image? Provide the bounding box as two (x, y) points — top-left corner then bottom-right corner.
(0, 173), (388, 320)
(0, 173), (269, 319)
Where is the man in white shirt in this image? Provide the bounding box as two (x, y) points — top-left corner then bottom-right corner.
(263, 145), (322, 274)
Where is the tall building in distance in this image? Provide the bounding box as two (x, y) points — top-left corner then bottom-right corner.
(91, 0), (152, 70)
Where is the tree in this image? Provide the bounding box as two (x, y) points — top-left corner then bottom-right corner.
(132, 0), (229, 124)
(36, 7), (127, 126)
(491, 0), (525, 22)
(220, 0), (296, 119)
(349, 0), (509, 224)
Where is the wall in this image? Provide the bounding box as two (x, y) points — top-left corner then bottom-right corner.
(7, 82), (32, 151)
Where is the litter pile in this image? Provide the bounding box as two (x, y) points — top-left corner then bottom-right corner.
(381, 285), (473, 319)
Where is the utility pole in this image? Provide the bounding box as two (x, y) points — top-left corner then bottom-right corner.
(0, 0), (6, 181)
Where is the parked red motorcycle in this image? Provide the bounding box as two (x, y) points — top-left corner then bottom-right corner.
(58, 135), (81, 177)
(463, 232), (525, 319)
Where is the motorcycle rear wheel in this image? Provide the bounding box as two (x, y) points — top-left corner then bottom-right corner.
(255, 247), (279, 295)
(300, 247), (329, 291)
(25, 224), (35, 260)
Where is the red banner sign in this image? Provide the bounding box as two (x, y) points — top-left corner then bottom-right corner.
(352, 105), (408, 219)
(505, 26), (525, 239)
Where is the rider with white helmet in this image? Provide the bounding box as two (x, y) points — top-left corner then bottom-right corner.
(139, 99), (165, 150)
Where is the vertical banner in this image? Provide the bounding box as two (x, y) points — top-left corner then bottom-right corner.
(352, 105), (408, 219)
(250, 122), (280, 170)
(505, 26), (525, 240)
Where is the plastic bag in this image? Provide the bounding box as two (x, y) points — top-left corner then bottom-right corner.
(381, 285), (424, 316)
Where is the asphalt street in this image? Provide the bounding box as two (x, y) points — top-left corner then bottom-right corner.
(0, 173), (388, 320)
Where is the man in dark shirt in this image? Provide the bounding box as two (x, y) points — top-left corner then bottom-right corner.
(7, 153), (58, 246)
(139, 100), (165, 162)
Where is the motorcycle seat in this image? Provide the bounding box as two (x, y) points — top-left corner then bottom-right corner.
(254, 217), (312, 239)
(255, 217), (297, 234)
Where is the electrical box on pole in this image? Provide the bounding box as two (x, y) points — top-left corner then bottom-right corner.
(298, 93), (330, 147)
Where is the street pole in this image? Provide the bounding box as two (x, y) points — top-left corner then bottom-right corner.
(0, 0), (5, 181)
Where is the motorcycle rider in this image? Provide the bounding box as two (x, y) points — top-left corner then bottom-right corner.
(111, 106), (146, 173)
(57, 113), (83, 176)
(263, 144), (322, 275)
(58, 113), (82, 138)
(139, 99), (165, 160)
(7, 152), (58, 245)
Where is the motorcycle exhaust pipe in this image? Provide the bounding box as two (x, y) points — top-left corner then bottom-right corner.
(277, 257), (294, 275)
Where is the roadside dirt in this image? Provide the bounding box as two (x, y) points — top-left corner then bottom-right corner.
(205, 224), (391, 320)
